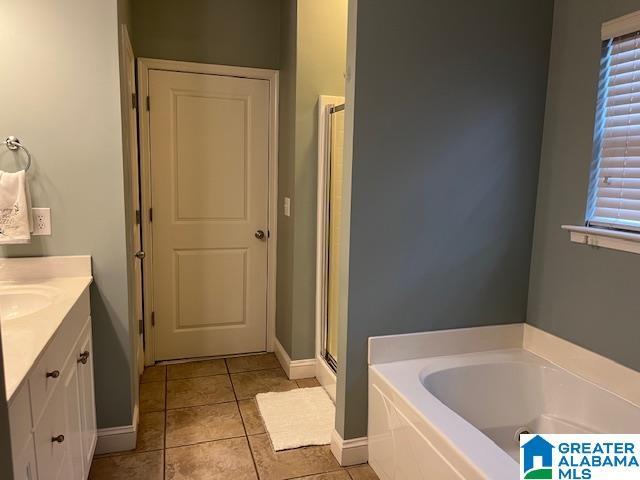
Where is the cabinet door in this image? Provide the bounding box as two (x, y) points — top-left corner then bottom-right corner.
(13, 439), (38, 480)
(61, 352), (84, 480)
(34, 376), (68, 480)
(9, 383), (36, 480)
(76, 321), (97, 473)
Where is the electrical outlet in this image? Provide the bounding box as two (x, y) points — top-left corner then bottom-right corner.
(32, 208), (51, 236)
(284, 197), (291, 217)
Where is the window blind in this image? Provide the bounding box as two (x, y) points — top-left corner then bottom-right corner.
(588, 32), (640, 232)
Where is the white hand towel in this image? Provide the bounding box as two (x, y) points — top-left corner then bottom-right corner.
(0, 170), (33, 244)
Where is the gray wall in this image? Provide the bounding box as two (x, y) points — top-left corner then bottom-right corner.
(336, 0), (554, 439)
(131, 0), (281, 69)
(528, 0), (640, 372)
(0, 0), (133, 429)
(276, 0), (298, 355)
(276, 0), (348, 360)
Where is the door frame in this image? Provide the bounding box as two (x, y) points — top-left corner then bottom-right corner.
(137, 58), (279, 365)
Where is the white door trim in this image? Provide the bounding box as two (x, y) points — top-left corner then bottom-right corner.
(315, 95), (344, 394)
(137, 58), (279, 364)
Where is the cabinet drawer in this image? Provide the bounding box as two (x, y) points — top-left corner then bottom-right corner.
(9, 381), (33, 464)
(29, 291), (89, 423)
(33, 379), (68, 480)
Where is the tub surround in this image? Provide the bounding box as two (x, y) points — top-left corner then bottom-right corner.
(369, 323), (640, 407)
(367, 324), (640, 480)
(368, 324), (524, 365)
(523, 324), (640, 407)
(0, 255), (93, 400)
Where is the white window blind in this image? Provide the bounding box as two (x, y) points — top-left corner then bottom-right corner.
(588, 32), (640, 233)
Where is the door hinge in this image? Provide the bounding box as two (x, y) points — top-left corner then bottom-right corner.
(146, 96), (150, 111)
(151, 312), (155, 327)
(149, 208), (153, 222)
(138, 319), (144, 335)
(132, 93), (137, 110)
(135, 209), (141, 225)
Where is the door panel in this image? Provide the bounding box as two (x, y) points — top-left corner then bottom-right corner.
(149, 70), (270, 360)
(175, 249), (247, 328)
(175, 95), (248, 220)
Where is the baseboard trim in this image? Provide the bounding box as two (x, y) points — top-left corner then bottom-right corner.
(274, 339), (316, 380)
(330, 429), (368, 466)
(94, 404), (139, 455)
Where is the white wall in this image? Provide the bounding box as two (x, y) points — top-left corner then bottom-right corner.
(0, 0), (132, 428)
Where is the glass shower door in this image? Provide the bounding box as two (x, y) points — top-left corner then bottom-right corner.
(324, 104), (345, 371)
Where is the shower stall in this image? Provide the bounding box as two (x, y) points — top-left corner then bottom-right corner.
(316, 95), (346, 399)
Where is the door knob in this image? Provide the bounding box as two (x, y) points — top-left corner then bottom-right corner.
(135, 250), (146, 260)
(255, 230), (266, 240)
(78, 351), (90, 365)
(51, 435), (65, 444)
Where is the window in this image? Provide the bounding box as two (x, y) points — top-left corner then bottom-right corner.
(587, 26), (640, 232)
(564, 12), (640, 254)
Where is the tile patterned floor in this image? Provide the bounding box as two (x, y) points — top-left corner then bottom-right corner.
(90, 353), (379, 480)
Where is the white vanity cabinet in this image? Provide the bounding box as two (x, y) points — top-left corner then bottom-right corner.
(7, 288), (96, 480)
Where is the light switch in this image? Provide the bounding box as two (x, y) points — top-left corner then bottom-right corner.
(32, 208), (51, 236)
(284, 197), (291, 217)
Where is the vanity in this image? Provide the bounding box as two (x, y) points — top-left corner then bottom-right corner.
(1, 256), (95, 480)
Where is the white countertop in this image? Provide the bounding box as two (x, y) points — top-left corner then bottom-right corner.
(2, 276), (92, 400)
(0, 256), (92, 400)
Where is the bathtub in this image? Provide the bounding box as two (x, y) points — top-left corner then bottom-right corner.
(368, 327), (640, 480)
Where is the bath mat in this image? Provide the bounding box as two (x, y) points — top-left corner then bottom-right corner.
(256, 386), (335, 451)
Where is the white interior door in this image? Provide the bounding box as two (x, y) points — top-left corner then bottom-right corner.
(121, 27), (145, 375)
(148, 69), (270, 360)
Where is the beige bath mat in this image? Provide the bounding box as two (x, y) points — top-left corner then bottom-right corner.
(256, 386), (335, 451)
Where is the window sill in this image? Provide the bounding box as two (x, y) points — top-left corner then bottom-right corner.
(562, 225), (640, 255)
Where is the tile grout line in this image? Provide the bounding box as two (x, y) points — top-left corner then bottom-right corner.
(157, 352), (274, 367)
(286, 467), (352, 480)
(166, 372), (230, 381)
(282, 465), (347, 480)
(165, 433), (251, 451)
(163, 368), (168, 480)
(227, 357), (262, 480)
(240, 407), (262, 480)
(164, 399), (238, 412)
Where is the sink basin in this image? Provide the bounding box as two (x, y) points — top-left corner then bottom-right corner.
(0, 285), (62, 320)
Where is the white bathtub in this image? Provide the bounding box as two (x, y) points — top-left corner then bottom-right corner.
(368, 343), (640, 479)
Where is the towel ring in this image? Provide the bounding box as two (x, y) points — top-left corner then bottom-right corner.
(2, 136), (32, 172)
